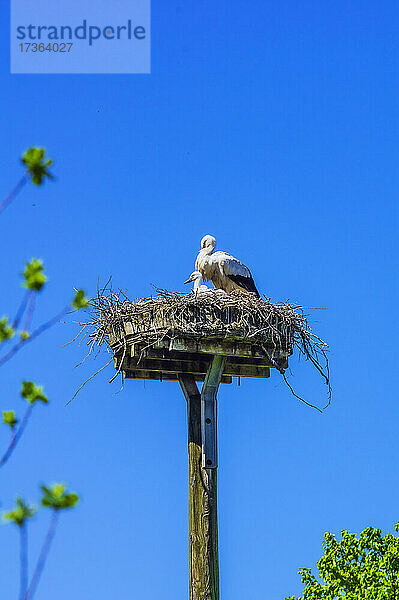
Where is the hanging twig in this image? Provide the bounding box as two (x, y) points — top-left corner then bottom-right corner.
(281, 372), (322, 414)
(66, 357), (113, 405)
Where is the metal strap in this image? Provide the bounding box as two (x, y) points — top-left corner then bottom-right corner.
(201, 355), (225, 469)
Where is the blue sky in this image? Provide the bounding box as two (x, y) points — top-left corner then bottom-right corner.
(0, 1), (398, 598)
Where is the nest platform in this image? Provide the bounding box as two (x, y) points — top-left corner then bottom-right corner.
(101, 290), (299, 384)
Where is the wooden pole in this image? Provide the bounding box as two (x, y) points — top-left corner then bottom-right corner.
(179, 356), (225, 600)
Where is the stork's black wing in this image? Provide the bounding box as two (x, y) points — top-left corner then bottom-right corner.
(227, 272), (260, 296)
(220, 254), (260, 297)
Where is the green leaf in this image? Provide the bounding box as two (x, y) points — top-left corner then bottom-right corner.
(23, 259), (47, 291)
(21, 147), (53, 186)
(72, 289), (89, 310)
(0, 317), (14, 343)
(286, 522), (399, 599)
(3, 497), (36, 526)
(20, 330), (30, 341)
(40, 483), (79, 510)
(21, 381), (48, 405)
(2, 410), (18, 429)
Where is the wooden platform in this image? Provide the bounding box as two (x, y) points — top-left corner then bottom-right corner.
(112, 336), (290, 384)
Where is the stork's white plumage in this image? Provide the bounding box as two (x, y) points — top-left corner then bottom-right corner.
(195, 235), (260, 296)
(184, 270), (210, 293)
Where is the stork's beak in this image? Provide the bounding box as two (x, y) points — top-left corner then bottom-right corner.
(184, 278), (192, 284)
(184, 274), (195, 284)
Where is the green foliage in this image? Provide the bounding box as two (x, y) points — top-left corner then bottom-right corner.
(23, 258), (47, 291)
(3, 497), (36, 527)
(40, 483), (79, 510)
(0, 317), (14, 343)
(21, 381), (48, 405)
(2, 410), (18, 429)
(286, 524), (399, 599)
(20, 330), (30, 341)
(72, 289), (89, 310)
(21, 147), (53, 185)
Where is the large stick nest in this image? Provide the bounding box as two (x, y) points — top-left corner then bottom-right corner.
(73, 287), (331, 412)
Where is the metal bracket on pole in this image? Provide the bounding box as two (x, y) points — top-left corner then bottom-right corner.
(201, 355), (226, 469)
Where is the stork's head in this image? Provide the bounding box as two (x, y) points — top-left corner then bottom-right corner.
(200, 234), (216, 252)
(184, 270), (205, 293)
(184, 270), (202, 284)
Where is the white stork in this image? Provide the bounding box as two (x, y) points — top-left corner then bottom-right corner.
(195, 235), (260, 296)
(184, 270), (209, 293)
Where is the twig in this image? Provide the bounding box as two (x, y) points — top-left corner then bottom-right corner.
(24, 510), (59, 600)
(12, 290), (32, 330)
(66, 357), (113, 405)
(61, 324), (89, 348)
(0, 175), (27, 215)
(0, 403), (35, 468)
(23, 291), (36, 332)
(0, 305), (70, 368)
(19, 522), (28, 600)
(282, 372), (323, 414)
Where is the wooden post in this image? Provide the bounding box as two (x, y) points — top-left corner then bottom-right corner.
(179, 356), (225, 600)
